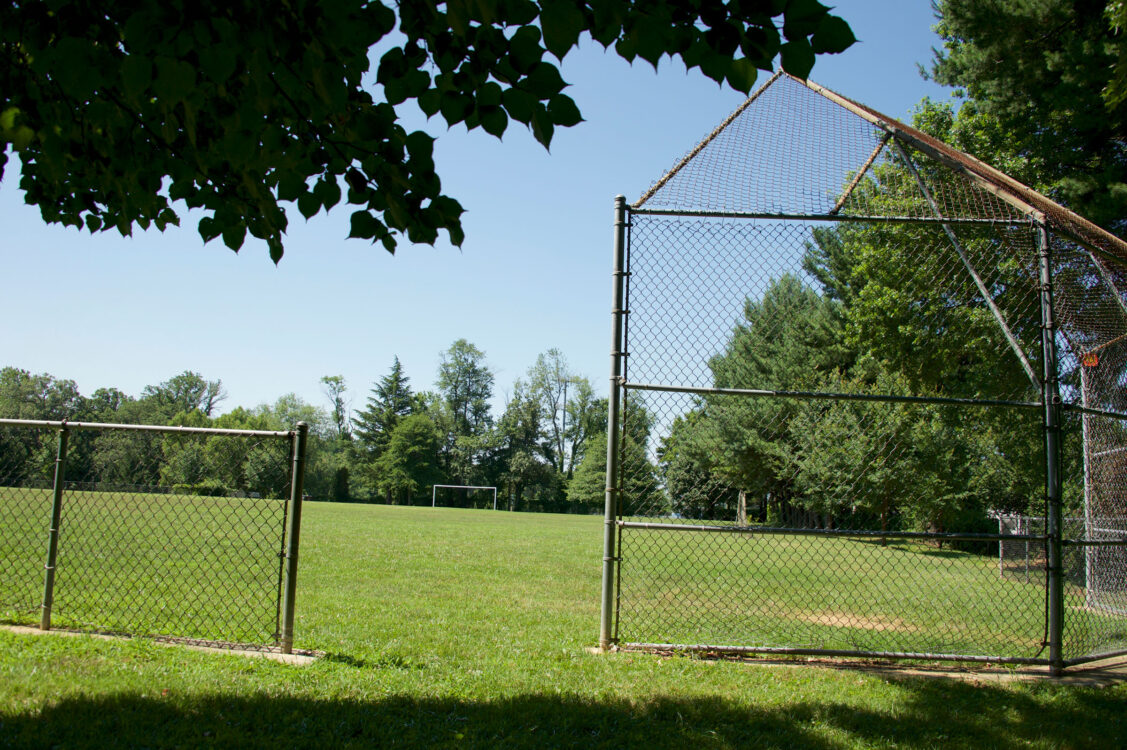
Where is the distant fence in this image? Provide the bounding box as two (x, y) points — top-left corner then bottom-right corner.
(998, 513), (1127, 615)
(0, 418), (308, 652)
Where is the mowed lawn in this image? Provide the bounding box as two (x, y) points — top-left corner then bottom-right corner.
(1, 501), (1125, 748)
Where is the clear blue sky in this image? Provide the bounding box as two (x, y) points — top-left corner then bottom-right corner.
(0, 1), (952, 419)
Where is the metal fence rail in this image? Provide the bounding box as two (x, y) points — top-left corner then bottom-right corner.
(0, 418), (308, 652)
(600, 73), (1127, 674)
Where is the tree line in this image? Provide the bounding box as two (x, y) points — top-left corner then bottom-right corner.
(0, 343), (626, 513)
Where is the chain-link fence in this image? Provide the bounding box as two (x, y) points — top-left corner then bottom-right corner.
(599, 73), (1127, 673)
(0, 419), (308, 651)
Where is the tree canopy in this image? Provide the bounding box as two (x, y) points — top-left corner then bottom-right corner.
(930, 0), (1127, 235)
(0, 1), (854, 261)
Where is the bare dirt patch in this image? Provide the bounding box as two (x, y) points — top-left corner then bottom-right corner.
(795, 610), (917, 632)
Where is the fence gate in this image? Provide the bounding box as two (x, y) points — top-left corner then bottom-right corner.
(598, 72), (1127, 674)
(0, 419), (308, 652)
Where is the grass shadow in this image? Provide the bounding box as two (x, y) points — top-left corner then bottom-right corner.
(320, 652), (425, 671)
(1, 677), (1123, 749)
(852, 539), (978, 559)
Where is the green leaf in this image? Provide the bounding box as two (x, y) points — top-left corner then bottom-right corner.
(698, 50), (729, 85)
(505, 0), (539, 26)
(810, 15), (856, 54)
(614, 36), (637, 63)
(403, 69), (431, 99)
(430, 195), (463, 219)
(198, 217), (220, 243)
(0, 107), (17, 131)
(51, 38), (98, 96)
(377, 47), (407, 84)
(276, 171), (308, 202)
(540, 0), (585, 60)
(157, 208), (181, 229)
(780, 40), (815, 79)
(199, 46), (236, 84)
(222, 222), (247, 251)
(724, 58), (759, 95)
(418, 89), (442, 117)
(120, 56), (152, 98)
(508, 26), (543, 74)
(155, 57), (197, 102)
(314, 178), (341, 210)
(9, 126), (34, 151)
(502, 88), (536, 123)
(383, 76), (409, 106)
(530, 105), (554, 148)
(348, 209), (380, 240)
(523, 62), (567, 99)
(547, 94), (582, 127)
(405, 131), (434, 161)
(477, 81), (503, 108)
(439, 91), (474, 126)
(588, 0), (624, 46)
(444, 218), (465, 246)
(740, 26), (782, 68)
(345, 168), (368, 194)
(481, 106), (508, 137)
(633, 15), (670, 68)
(297, 191), (320, 219)
(782, 0), (829, 40)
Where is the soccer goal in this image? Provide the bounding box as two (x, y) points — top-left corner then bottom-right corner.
(431, 484), (498, 510)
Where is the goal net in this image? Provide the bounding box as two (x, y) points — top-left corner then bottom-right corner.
(431, 484), (497, 510)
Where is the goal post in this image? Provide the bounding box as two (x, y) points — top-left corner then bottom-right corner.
(431, 484), (498, 510)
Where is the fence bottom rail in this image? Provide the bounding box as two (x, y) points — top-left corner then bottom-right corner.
(615, 642), (1052, 667)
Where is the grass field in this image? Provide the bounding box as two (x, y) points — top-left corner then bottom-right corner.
(1, 502), (1126, 748)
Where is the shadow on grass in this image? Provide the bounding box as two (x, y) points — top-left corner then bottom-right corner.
(856, 539), (980, 559)
(1, 677), (1123, 749)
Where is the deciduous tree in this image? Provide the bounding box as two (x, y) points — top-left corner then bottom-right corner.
(0, 1), (854, 260)
(930, 0), (1127, 234)
(437, 339), (493, 436)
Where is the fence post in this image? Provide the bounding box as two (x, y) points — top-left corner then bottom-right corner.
(1036, 222), (1065, 676)
(600, 195), (628, 651)
(280, 421), (309, 654)
(40, 423), (70, 631)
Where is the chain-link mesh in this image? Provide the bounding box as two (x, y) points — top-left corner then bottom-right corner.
(0, 423), (57, 619)
(638, 75), (1029, 226)
(609, 71), (1127, 667)
(618, 528), (1048, 659)
(0, 421), (296, 648)
(626, 216), (1043, 401)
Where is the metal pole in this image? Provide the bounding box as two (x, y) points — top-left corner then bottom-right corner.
(40, 424), (70, 630)
(280, 422), (309, 654)
(1081, 365), (1095, 607)
(894, 139), (1040, 388)
(1037, 224), (1065, 676)
(600, 195), (628, 651)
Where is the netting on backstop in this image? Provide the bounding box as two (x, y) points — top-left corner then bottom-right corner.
(599, 72), (1127, 671)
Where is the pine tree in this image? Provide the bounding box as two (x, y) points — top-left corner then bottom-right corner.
(353, 357), (415, 459)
